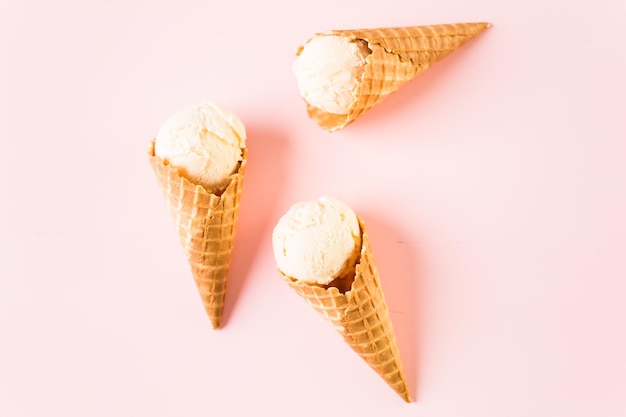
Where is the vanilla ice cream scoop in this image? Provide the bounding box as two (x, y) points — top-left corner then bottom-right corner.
(154, 101), (246, 193)
(272, 196), (362, 285)
(293, 35), (371, 115)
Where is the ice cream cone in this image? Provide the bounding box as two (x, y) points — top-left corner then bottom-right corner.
(299, 22), (491, 132)
(279, 217), (411, 402)
(148, 140), (247, 329)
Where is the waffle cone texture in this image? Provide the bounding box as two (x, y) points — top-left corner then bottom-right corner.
(148, 140), (247, 329)
(279, 217), (411, 402)
(300, 22), (491, 132)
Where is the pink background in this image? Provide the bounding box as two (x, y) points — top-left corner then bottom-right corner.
(1, 0), (625, 415)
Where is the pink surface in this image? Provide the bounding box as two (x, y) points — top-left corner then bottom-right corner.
(1, 1), (626, 415)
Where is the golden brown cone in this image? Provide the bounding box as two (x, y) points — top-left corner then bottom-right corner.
(148, 140), (246, 329)
(278, 217), (411, 402)
(299, 22), (491, 132)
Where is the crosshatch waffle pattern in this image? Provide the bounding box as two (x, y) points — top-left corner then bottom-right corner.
(304, 22), (491, 132)
(279, 218), (411, 402)
(148, 141), (247, 329)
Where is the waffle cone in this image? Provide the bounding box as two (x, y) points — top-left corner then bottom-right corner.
(148, 140), (246, 329)
(279, 217), (411, 402)
(299, 22), (491, 132)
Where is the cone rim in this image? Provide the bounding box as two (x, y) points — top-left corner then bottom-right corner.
(148, 139), (247, 198)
